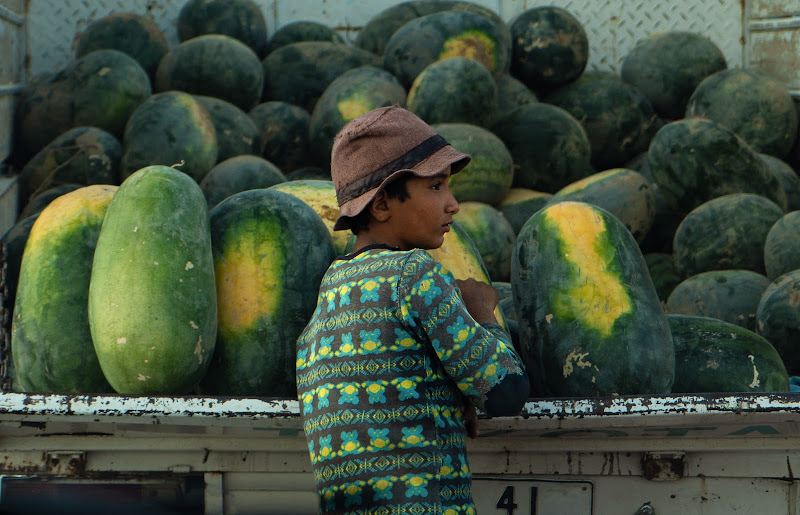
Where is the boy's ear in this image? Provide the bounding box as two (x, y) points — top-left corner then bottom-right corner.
(369, 190), (391, 222)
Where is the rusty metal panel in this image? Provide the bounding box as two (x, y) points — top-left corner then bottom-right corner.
(749, 25), (800, 92)
(750, 0), (800, 19)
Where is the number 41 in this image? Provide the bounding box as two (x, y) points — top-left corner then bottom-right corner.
(496, 485), (537, 514)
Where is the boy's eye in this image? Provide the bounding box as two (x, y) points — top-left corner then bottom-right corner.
(431, 181), (442, 190)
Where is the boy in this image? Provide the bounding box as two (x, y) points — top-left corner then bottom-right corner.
(296, 106), (529, 514)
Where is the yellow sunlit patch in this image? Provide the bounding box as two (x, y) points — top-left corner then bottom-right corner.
(546, 202), (631, 336)
(337, 97), (371, 121)
(26, 185), (117, 249)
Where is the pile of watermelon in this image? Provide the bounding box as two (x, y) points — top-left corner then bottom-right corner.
(3, 0), (799, 399)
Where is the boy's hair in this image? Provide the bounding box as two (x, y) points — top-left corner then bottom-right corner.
(347, 176), (411, 234)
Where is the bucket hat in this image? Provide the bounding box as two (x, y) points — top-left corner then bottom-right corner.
(331, 106), (471, 230)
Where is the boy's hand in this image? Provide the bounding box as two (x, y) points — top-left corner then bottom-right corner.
(456, 278), (498, 325)
(462, 400), (479, 439)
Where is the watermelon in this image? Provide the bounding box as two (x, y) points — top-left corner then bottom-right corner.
(406, 56), (498, 127)
(0, 214), (39, 323)
(193, 95), (262, 162)
(668, 314), (789, 393)
(764, 211), (800, 280)
(248, 101), (313, 173)
(265, 21), (344, 54)
(495, 73), (538, 118)
(621, 31), (727, 120)
(18, 184), (83, 221)
(177, 0), (268, 58)
(625, 151), (680, 253)
(550, 168), (656, 244)
(260, 41), (381, 113)
(202, 189), (335, 395)
(760, 153), (800, 211)
(120, 91), (219, 182)
(648, 117), (787, 217)
(427, 221), (507, 329)
(665, 270), (771, 331)
(686, 68), (798, 160)
(355, 0), (508, 57)
(498, 188), (552, 235)
(269, 180), (352, 256)
(756, 270), (800, 375)
(200, 155), (287, 209)
(493, 281), (520, 351)
(512, 201), (674, 397)
(544, 79), (658, 169)
(18, 126), (121, 202)
(155, 34), (264, 112)
(382, 9), (511, 88)
(452, 203), (516, 282)
(431, 123), (513, 205)
(673, 193), (784, 278)
(508, 6), (588, 93)
(88, 166), (217, 394)
(12, 185), (117, 393)
(644, 252), (681, 303)
(288, 167), (331, 181)
(492, 103), (591, 193)
(309, 66), (406, 167)
(75, 12), (169, 79)
(15, 49), (150, 159)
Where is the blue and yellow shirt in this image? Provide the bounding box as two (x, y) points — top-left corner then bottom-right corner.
(296, 247), (528, 514)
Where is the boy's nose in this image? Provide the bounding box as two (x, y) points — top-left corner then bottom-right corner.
(446, 192), (459, 214)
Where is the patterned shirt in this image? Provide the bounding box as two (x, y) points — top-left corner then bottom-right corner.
(296, 247), (528, 514)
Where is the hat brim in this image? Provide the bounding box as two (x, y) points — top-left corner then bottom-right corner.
(333, 144), (471, 231)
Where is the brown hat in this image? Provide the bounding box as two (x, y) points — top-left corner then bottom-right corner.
(330, 106), (471, 230)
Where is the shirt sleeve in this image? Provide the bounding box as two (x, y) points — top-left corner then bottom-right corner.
(397, 250), (529, 415)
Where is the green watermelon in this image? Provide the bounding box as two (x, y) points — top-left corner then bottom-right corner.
(760, 153), (800, 212)
(265, 21), (344, 54)
(686, 68), (797, 160)
(648, 117), (787, 217)
(625, 151), (680, 253)
(177, 0), (268, 58)
(202, 189), (335, 395)
(199, 155), (286, 209)
(431, 122), (513, 205)
(668, 314), (789, 393)
(498, 187), (552, 235)
(88, 166), (217, 394)
(492, 103), (591, 193)
(452, 203), (516, 282)
(75, 12), (169, 79)
(756, 270), (800, 375)
(764, 211), (800, 280)
(508, 6), (588, 93)
(288, 167), (331, 181)
(512, 201), (674, 396)
(545, 79), (659, 169)
(495, 73), (538, 118)
(155, 34), (264, 112)
(16, 49), (150, 159)
(120, 91), (219, 182)
(666, 270), (771, 331)
(18, 126), (121, 202)
(621, 31), (727, 120)
(12, 185), (117, 393)
(673, 193), (784, 278)
(382, 9), (511, 88)
(406, 56), (498, 127)
(644, 252), (681, 303)
(550, 168), (656, 244)
(193, 95), (262, 162)
(260, 41), (381, 113)
(248, 101), (313, 173)
(0, 214), (39, 326)
(309, 66), (406, 167)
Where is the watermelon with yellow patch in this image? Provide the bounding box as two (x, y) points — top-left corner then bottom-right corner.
(12, 185), (117, 393)
(452, 202), (516, 282)
(382, 9), (511, 89)
(268, 180), (351, 256)
(512, 201), (674, 396)
(498, 187), (552, 235)
(428, 221), (507, 329)
(88, 165), (217, 394)
(201, 188), (335, 395)
(309, 66), (406, 167)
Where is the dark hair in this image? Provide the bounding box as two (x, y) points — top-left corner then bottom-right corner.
(347, 175), (411, 234)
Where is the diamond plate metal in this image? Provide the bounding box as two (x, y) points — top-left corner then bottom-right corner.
(24, 0), (745, 78)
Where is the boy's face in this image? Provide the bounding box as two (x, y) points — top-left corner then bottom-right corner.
(385, 166), (459, 251)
